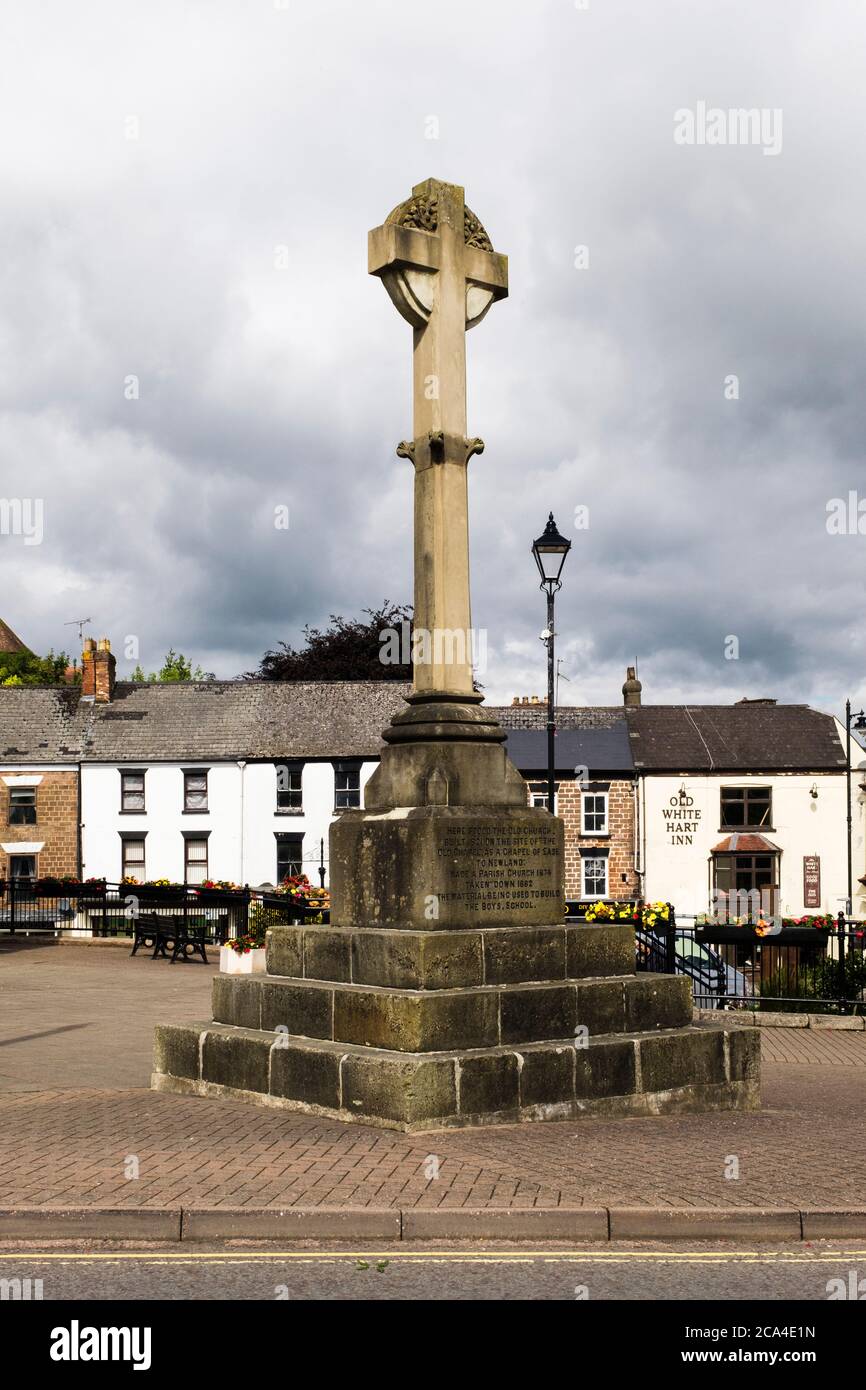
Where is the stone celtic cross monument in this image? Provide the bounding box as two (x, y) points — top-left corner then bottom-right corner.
(332, 178), (562, 929)
(153, 179), (759, 1130)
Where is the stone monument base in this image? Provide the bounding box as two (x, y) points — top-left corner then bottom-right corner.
(152, 923), (760, 1132)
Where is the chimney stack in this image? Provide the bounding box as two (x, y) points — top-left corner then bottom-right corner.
(622, 665), (642, 708)
(81, 636), (116, 702)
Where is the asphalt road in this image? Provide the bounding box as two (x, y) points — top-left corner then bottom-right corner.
(1, 1241), (864, 1301)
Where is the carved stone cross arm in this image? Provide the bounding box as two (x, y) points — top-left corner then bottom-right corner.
(368, 179), (508, 465)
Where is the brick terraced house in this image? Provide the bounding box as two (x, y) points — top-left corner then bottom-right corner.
(495, 713), (638, 901)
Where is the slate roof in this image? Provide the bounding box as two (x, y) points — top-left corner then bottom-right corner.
(625, 704), (845, 772)
(503, 725), (634, 775)
(493, 702), (845, 771)
(0, 681), (411, 763)
(0, 683), (845, 772)
(0, 686), (83, 761)
(494, 705), (624, 731)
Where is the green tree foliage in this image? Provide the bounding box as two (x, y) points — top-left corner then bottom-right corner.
(247, 602), (413, 682)
(0, 650), (75, 687)
(132, 650), (211, 682)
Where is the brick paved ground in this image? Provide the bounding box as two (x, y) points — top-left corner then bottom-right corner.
(0, 937), (214, 1090)
(1, 938), (865, 1212)
(759, 1027), (866, 1065)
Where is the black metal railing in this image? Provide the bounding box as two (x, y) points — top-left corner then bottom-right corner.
(668, 910), (866, 1015)
(634, 908), (866, 1015)
(0, 879), (330, 942)
(568, 900), (866, 1014)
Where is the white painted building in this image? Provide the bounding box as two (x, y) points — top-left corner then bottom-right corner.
(628, 703), (864, 920)
(79, 757), (379, 887)
(66, 651), (410, 886)
(639, 769), (859, 918)
(0, 640), (410, 890)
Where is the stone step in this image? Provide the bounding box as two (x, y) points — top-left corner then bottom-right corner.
(212, 970), (692, 1053)
(266, 921), (635, 989)
(152, 1019), (760, 1132)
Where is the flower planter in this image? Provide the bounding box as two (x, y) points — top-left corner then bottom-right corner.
(131, 888), (189, 909)
(220, 945), (267, 975)
(696, 926), (832, 946)
(193, 889), (247, 906)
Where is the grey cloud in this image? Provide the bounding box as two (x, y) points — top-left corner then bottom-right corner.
(0, 0), (863, 720)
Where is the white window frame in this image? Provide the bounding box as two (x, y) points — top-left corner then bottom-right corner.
(121, 836), (146, 880)
(581, 855), (608, 900)
(581, 790), (608, 835)
(528, 781), (559, 813)
(184, 836), (209, 885)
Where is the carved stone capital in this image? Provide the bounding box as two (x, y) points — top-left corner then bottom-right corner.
(397, 433), (485, 468)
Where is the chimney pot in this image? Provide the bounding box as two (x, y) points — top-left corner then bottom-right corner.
(623, 665), (642, 708)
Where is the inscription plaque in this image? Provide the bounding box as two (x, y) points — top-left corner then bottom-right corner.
(435, 823), (560, 916)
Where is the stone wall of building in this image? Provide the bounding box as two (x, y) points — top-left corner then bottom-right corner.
(0, 772), (79, 878)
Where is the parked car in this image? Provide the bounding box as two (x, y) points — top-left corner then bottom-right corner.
(638, 928), (752, 1008)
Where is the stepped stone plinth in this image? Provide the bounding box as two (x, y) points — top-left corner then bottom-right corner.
(152, 920), (759, 1130)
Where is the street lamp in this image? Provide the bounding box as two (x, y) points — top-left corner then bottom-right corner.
(845, 700), (866, 915)
(532, 512), (571, 814)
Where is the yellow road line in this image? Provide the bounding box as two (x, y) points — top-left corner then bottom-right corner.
(0, 1249), (863, 1262)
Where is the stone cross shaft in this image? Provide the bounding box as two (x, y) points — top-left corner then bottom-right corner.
(368, 178), (508, 697)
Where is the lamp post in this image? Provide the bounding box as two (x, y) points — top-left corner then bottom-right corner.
(845, 700), (866, 915)
(532, 513), (571, 815)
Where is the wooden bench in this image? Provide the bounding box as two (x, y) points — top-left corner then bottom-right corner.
(130, 914), (209, 964)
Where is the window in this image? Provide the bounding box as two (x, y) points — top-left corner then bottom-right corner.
(121, 837), (146, 880)
(528, 781), (558, 811)
(276, 761), (303, 812)
(713, 853), (779, 917)
(581, 792), (608, 834)
(8, 787), (36, 825)
(120, 771), (145, 813)
(334, 761), (362, 810)
(9, 854), (36, 880)
(582, 855), (608, 899)
(184, 837), (209, 885)
(276, 833), (303, 885)
(183, 769), (208, 812)
(720, 786), (772, 829)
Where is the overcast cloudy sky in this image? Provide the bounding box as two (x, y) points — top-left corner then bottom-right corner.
(1, 0), (863, 713)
